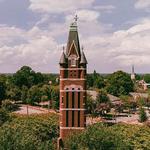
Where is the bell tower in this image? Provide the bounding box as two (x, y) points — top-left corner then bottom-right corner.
(58, 16), (87, 148)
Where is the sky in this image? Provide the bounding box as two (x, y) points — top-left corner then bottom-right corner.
(0, 0), (150, 73)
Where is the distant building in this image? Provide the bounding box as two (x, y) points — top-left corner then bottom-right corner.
(87, 90), (122, 106)
(129, 92), (148, 101)
(131, 65), (136, 81)
(58, 16), (87, 149)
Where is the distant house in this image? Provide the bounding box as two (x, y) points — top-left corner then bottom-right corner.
(129, 92), (148, 101)
(137, 79), (150, 90)
(107, 94), (123, 106)
(87, 90), (122, 106)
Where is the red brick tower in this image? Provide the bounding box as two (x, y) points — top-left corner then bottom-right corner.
(58, 17), (87, 148)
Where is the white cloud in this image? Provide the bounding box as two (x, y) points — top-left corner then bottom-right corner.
(135, 0), (150, 10)
(0, 26), (27, 47)
(94, 5), (115, 13)
(0, 25), (61, 73)
(1, 0), (150, 73)
(29, 0), (95, 13)
(84, 18), (150, 72)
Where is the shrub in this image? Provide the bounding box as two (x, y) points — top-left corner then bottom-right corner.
(0, 108), (10, 126)
(139, 107), (148, 122)
(2, 99), (19, 112)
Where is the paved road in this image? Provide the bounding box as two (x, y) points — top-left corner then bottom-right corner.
(14, 105), (56, 115)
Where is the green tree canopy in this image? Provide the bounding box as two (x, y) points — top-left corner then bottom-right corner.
(12, 66), (44, 88)
(0, 75), (7, 105)
(87, 70), (105, 89)
(27, 85), (41, 104)
(65, 123), (131, 150)
(144, 74), (150, 83)
(106, 71), (134, 96)
(66, 123), (150, 150)
(0, 113), (59, 150)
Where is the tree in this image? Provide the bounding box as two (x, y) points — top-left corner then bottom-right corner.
(51, 86), (59, 109)
(13, 66), (36, 88)
(87, 71), (105, 89)
(0, 75), (6, 105)
(135, 74), (142, 80)
(21, 86), (28, 103)
(65, 123), (131, 150)
(0, 108), (10, 126)
(87, 74), (94, 88)
(106, 71), (134, 96)
(95, 90), (110, 115)
(40, 84), (51, 100)
(139, 107), (148, 122)
(6, 85), (21, 102)
(27, 85), (41, 105)
(35, 72), (44, 85)
(2, 100), (18, 112)
(86, 94), (96, 115)
(0, 113), (59, 150)
(144, 74), (150, 83)
(96, 90), (109, 103)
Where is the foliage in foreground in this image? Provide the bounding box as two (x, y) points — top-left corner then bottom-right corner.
(0, 113), (59, 150)
(65, 123), (150, 150)
(0, 109), (10, 126)
(139, 107), (148, 122)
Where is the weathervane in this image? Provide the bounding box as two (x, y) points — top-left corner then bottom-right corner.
(70, 14), (78, 29)
(74, 14), (79, 23)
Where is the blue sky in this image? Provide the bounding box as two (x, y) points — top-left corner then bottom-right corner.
(0, 0), (150, 73)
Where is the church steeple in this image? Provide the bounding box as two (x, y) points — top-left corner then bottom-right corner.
(58, 15), (87, 149)
(132, 65), (134, 74)
(131, 65), (135, 80)
(66, 15), (81, 57)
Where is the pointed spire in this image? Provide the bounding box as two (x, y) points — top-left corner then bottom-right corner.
(66, 15), (81, 56)
(132, 65), (135, 74)
(80, 46), (88, 64)
(131, 65), (135, 80)
(59, 47), (67, 65)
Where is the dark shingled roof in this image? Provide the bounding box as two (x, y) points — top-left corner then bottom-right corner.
(80, 50), (87, 64)
(66, 23), (81, 57)
(59, 52), (67, 64)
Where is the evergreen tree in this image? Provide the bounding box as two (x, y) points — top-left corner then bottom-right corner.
(139, 107), (147, 122)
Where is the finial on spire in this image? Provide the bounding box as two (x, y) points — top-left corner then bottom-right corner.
(74, 14), (79, 22)
(70, 15), (78, 31)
